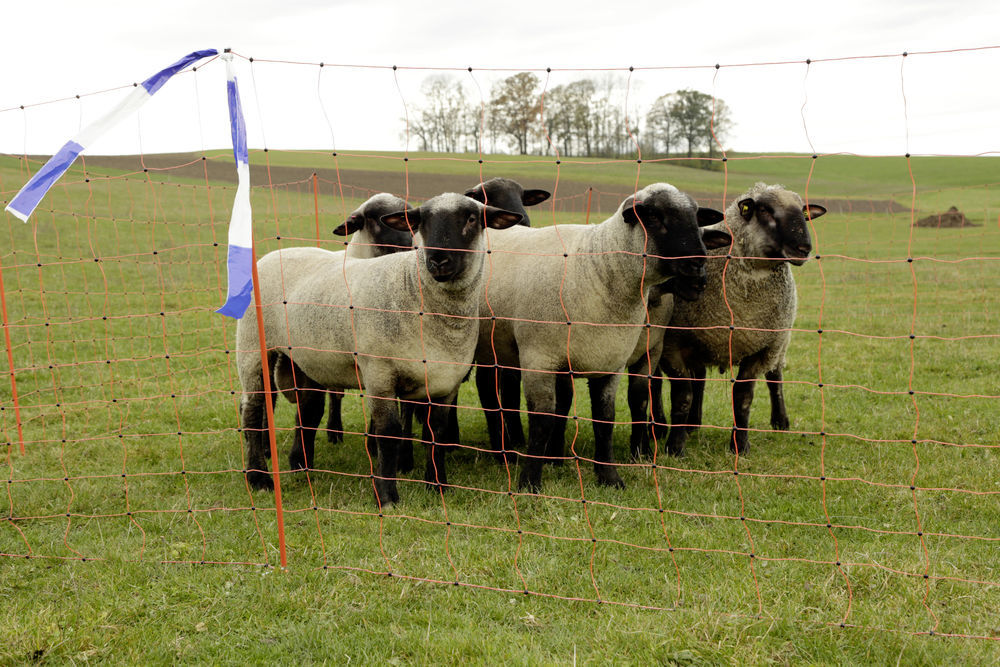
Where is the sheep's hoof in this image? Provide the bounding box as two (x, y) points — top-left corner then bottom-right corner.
(771, 416), (790, 431)
(288, 451), (309, 472)
(630, 428), (653, 461)
(666, 437), (686, 458)
(247, 470), (274, 491)
(326, 430), (344, 444)
(374, 479), (399, 507)
(729, 433), (751, 456)
(594, 465), (625, 489)
(518, 466), (543, 493)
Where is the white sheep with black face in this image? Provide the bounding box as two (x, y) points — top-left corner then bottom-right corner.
(464, 177), (550, 226)
(661, 182), (827, 457)
(463, 177), (551, 458)
(237, 192), (522, 506)
(475, 182), (726, 492)
(333, 192), (415, 259)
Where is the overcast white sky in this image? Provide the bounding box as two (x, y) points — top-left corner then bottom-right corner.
(2, 0), (999, 157)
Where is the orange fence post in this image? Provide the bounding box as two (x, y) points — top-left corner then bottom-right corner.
(0, 254), (25, 455)
(585, 186), (593, 225)
(249, 242), (288, 568)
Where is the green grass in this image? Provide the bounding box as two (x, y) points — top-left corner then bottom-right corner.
(1, 150), (999, 663)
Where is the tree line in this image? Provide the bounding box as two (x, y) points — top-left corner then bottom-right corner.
(404, 72), (733, 161)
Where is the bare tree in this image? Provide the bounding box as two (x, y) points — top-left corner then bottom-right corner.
(407, 75), (476, 152)
(488, 72), (542, 155)
(646, 92), (679, 156)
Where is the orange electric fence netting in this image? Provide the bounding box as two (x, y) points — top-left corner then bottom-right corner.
(1, 48), (999, 641)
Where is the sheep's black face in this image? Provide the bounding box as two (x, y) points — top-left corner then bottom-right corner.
(381, 193), (522, 283)
(464, 178), (551, 227)
(738, 194), (826, 266)
(622, 187), (727, 291)
(333, 194), (414, 256)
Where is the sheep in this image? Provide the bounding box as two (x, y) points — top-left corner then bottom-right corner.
(333, 192), (415, 259)
(305, 193), (414, 447)
(475, 183), (727, 491)
(463, 178), (552, 458)
(660, 183), (826, 457)
(286, 181), (551, 467)
(237, 193), (523, 506)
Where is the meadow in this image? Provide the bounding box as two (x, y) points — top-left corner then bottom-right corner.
(1, 149), (998, 663)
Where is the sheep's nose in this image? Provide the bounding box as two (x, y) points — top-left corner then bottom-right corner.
(426, 255), (456, 280)
(794, 243), (812, 256)
(677, 258), (706, 278)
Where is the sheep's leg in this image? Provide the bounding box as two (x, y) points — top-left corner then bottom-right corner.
(475, 366), (507, 461)
(687, 365), (707, 435)
(423, 393), (458, 491)
(649, 368), (669, 446)
(499, 368), (525, 452)
(446, 394), (461, 445)
(369, 393), (402, 507)
(545, 373), (573, 465)
(589, 374), (625, 489)
(765, 367), (790, 431)
(627, 356), (652, 460)
(519, 370), (557, 492)
(731, 362), (759, 455)
(397, 400), (415, 474)
(665, 365), (693, 457)
(325, 392), (344, 444)
(242, 374), (273, 491)
(288, 383), (325, 473)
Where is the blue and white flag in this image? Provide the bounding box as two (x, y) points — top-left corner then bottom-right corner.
(215, 53), (253, 319)
(5, 49), (218, 222)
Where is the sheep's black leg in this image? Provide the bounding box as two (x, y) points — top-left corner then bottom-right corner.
(325, 392), (344, 444)
(369, 394), (402, 507)
(499, 368), (525, 452)
(545, 373), (573, 465)
(397, 400), (415, 474)
(519, 370), (556, 492)
(765, 367), (790, 431)
(423, 393), (457, 491)
(627, 356), (652, 460)
(731, 362), (759, 455)
(665, 365), (693, 457)
(649, 368), (669, 447)
(288, 383), (325, 473)
(243, 381), (273, 491)
(589, 374), (625, 488)
(688, 365), (706, 435)
(446, 394), (461, 445)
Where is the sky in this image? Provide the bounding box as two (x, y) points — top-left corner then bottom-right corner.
(2, 0), (999, 157)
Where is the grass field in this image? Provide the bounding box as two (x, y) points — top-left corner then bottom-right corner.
(1, 149), (999, 663)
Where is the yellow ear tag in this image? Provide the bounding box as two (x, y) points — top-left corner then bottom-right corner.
(741, 203), (751, 216)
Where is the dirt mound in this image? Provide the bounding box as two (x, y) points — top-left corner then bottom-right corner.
(915, 206), (979, 228)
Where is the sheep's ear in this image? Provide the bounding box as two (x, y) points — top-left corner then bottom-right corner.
(621, 198), (652, 226)
(380, 208), (421, 232)
(701, 228), (732, 250)
(483, 206), (523, 230)
(463, 186), (485, 203)
(696, 207), (724, 226)
(332, 213), (365, 236)
(738, 198), (755, 221)
(522, 189), (551, 207)
(804, 204), (827, 220)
